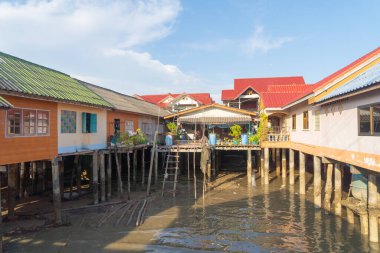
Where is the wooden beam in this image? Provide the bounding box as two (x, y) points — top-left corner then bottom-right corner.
(99, 151), (106, 202)
(313, 156), (322, 208)
(299, 152), (306, 195)
(334, 163), (342, 216)
(289, 149), (295, 185)
(247, 150), (252, 185)
(264, 148), (269, 185)
(281, 148), (286, 178)
(324, 164), (333, 213)
(276, 148), (281, 177)
(92, 151), (99, 205)
(51, 158), (62, 224)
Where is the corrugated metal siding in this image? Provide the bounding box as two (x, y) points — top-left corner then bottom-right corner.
(0, 95), (13, 109)
(319, 63), (380, 102)
(0, 52), (113, 108)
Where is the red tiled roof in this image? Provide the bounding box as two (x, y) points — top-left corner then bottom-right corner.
(313, 47), (380, 91)
(221, 76), (306, 101)
(281, 47), (380, 108)
(138, 93), (214, 108)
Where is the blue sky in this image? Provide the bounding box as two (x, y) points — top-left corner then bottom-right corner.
(0, 0), (379, 102)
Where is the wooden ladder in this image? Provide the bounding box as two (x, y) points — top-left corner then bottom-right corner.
(161, 151), (180, 197)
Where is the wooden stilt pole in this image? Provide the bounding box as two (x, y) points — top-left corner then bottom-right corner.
(7, 164), (17, 218)
(92, 151), (99, 205)
(247, 149), (252, 185)
(127, 152), (131, 199)
(260, 150), (264, 182)
(264, 148), (269, 185)
(59, 160), (64, 199)
(114, 148), (123, 196)
(141, 148), (145, 187)
(299, 151), (306, 195)
(107, 150), (112, 199)
(187, 152), (190, 181)
(334, 163), (342, 216)
(193, 149), (197, 200)
(324, 164), (333, 213)
(146, 132), (158, 196)
(154, 149), (158, 185)
(313, 156), (322, 208)
(51, 158), (62, 224)
(70, 156), (79, 199)
(100, 151), (106, 202)
(41, 161), (46, 192)
(32, 162), (37, 194)
(276, 148), (280, 177)
(281, 148), (286, 178)
(289, 149), (295, 185)
(133, 150), (137, 188)
(76, 156), (82, 195)
(19, 162), (25, 199)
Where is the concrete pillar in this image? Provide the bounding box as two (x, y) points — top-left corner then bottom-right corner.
(368, 174), (377, 207)
(59, 160), (64, 198)
(334, 163), (342, 216)
(247, 150), (252, 185)
(313, 156), (322, 208)
(19, 162), (25, 199)
(289, 149), (295, 185)
(276, 148), (281, 177)
(299, 152), (306, 195)
(107, 152), (112, 199)
(99, 152), (106, 202)
(260, 151), (264, 182)
(281, 148), (286, 178)
(92, 151), (99, 205)
(51, 158), (62, 224)
(369, 212), (379, 242)
(347, 208), (355, 224)
(264, 148), (269, 185)
(324, 164), (333, 212)
(7, 164), (17, 218)
(360, 212), (369, 235)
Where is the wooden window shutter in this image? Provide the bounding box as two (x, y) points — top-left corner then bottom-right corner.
(90, 113), (97, 133)
(82, 112), (87, 133)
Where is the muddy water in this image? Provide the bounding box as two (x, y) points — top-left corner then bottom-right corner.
(147, 173), (375, 253)
(3, 172), (378, 252)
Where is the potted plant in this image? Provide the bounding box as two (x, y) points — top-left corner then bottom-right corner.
(166, 122), (178, 145)
(229, 124), (242, 144)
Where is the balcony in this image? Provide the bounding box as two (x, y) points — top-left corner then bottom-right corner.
(265, 126), (290, 142)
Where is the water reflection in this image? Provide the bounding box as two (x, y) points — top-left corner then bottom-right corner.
(155, 173), (367, 252)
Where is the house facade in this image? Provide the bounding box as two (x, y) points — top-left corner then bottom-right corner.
(84, 82), (168, 143)
(137, 93), (213, 112)
(0, 51), (113, 164)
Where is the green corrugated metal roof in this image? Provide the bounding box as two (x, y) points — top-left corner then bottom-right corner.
(0, 95), (13, 109)
(0, 52), (113, 108)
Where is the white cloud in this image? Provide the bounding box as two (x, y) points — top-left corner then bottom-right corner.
(0, 0), (204, 95)
(246, 25), (294, 54)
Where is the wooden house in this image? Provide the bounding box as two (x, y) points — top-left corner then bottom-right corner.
(83, 81), (168, 143)
(136, 93), (213, 112)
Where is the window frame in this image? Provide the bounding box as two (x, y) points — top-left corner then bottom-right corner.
(314, 110), (320, 131)
(358, 103), (380, 136)
(125, 120), (134, 134)
(292, 114), (296, 130)
(303, 111), (309, 130)
(5, 108), (50, 137)
(23, 109), (36, 136)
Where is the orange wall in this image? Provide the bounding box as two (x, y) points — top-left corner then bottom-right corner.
(107, 110), (156, 141)
(0, 95), (58, 165)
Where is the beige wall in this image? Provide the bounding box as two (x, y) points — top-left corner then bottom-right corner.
(58, 104), (107, 154)
(285, 89), (380, 156)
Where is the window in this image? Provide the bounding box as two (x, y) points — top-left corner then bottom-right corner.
(37, 111), (49, 135)
(82, 112), (97, 133)
(303, 111), (309, 130)
(141, 122), (154, 136)
(292, 114), (296, 130)
(23, 110), (36, 135)
(7, 109), (22, 135)
(61, 110), (77, 133)
(6, 108), (49, 137)
(359, 104), (380, 135)
(315, 110), (320, 131)
(125, 120), (134, 134)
